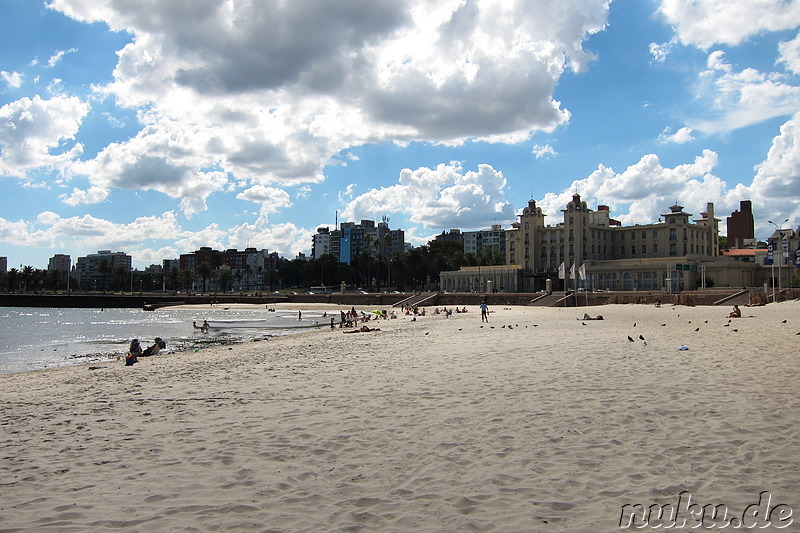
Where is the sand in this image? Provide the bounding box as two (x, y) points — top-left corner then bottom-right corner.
(1, 300), (799, 532)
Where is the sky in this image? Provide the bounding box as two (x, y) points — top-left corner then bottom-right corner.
(2, 0), (800, 270)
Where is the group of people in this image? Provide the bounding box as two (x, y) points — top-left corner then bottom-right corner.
(192, 320), (210, 333)
(125, 337), (167, 366)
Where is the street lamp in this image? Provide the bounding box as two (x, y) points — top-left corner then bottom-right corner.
(768, 218), (789, 298)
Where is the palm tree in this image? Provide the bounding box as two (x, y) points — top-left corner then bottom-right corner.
(6, 268), (19, 292)
(243, 263), (253, 292)
(21, 265), (34, 292)
(195, 262), (213, 293)
(218, 269), (234, 293)
(98, 260), (111, 293)
(167, 267), (180, 291)
(178, 269), (195, 292)
(364, 234), (373, 290)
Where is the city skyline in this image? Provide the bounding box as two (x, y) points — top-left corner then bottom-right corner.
(2, 1), (800, 269)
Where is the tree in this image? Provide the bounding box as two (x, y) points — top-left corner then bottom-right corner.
(243, 263), (253, 291)
(99, 260), (111, 293)
(178, 269), (195, 292)
(112, 265), (129, 291)
(167, 267), (180, 291)
(21, 265), (34, 292)
(195, 262), (213, 293)
(6, 268), (19, 292)
(218, 269), (234, 292)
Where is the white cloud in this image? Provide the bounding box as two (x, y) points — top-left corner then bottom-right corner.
(778, 33), (800, 75)
(1, 71), (23, 88)
(690, 51), (800, 134)
(649, 41), (673, 63)
(227, 221), (312, 257)
(532, 143), (558, 159)
(538, 150), (727, 226)
(341, 162), (516, 230)
(59, 185), (110, 205)
(0, 95), (88, 180)
(236, 185), (293, 224)
(658, 0), (800, 48)
(744, 112), (800, 231)
(659, 126), (695, 144)
(47, 47), (78, 68)
(42, 0), (612, 202)
(0, 210), (184, 251)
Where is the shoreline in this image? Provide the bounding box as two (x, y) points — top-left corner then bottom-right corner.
(1, 301), (798, 530)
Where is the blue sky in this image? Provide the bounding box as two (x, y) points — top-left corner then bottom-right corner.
(2, 0), (800, 269)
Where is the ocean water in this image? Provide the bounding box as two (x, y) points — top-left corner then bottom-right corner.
(0, 306), (333, 374)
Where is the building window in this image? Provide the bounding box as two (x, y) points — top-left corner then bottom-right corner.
(653, 230), (658, 238)
(621, 233), (625, 241)
(632, 246), (636, 255)
(653, 244), (658, 254)
(670, 228), (676, 240)
(642, 245), (647, 255)
(642, 231), (647, 239)
(670, 243), (677, 256)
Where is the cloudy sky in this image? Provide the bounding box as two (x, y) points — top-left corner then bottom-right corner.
(2, 0), (800, 269)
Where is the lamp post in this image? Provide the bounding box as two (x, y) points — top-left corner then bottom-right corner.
(768, 218), (789, 297)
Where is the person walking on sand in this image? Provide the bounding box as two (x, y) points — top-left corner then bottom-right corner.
(480, 302), (489, 322)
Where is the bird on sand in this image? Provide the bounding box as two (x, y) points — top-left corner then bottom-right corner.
(627, 336), (635, 342)
(638, 334), (645, 340)
(695, 327), (700, 332)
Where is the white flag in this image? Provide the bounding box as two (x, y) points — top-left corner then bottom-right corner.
(578, 263), (586, 280)
(558, 262), (565, 280)
(569, 262), (576, 278)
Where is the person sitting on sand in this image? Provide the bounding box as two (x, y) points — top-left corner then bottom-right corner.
(727, 304), (741, 318)
(344, 325), (381, 333)
(141, 337), (166, 357)
(125, 339), (143, 366)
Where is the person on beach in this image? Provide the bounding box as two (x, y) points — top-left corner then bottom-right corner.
(579, 313), (604, 321)
(480, 302), (489, 322)
(141, 337), (166, 357)
(125, 339), (143, 366)
(201, 320), (209, 333)
(344, 325), (381, 333)
(727, 304), (741, 318)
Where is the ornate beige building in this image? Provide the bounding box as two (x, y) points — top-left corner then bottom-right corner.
(439, 194), (753, 293)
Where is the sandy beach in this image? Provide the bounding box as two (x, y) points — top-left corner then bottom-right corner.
(1, 300), (799, 531)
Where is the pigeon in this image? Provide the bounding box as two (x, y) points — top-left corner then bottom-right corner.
(633, 323), (636, 327)
(704, 320), (708, 323)
(695, 327), (700, 332)
(425, 332), (429, 335)
(660, 323), (667, 327)
(782, 320), (787, 323)
(732, 329), (738, 332)
(638, 334), (645, 341)
(627, 336), (635, 342)
(724, 324), (729, 327)
(582, 322), (587, 326)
